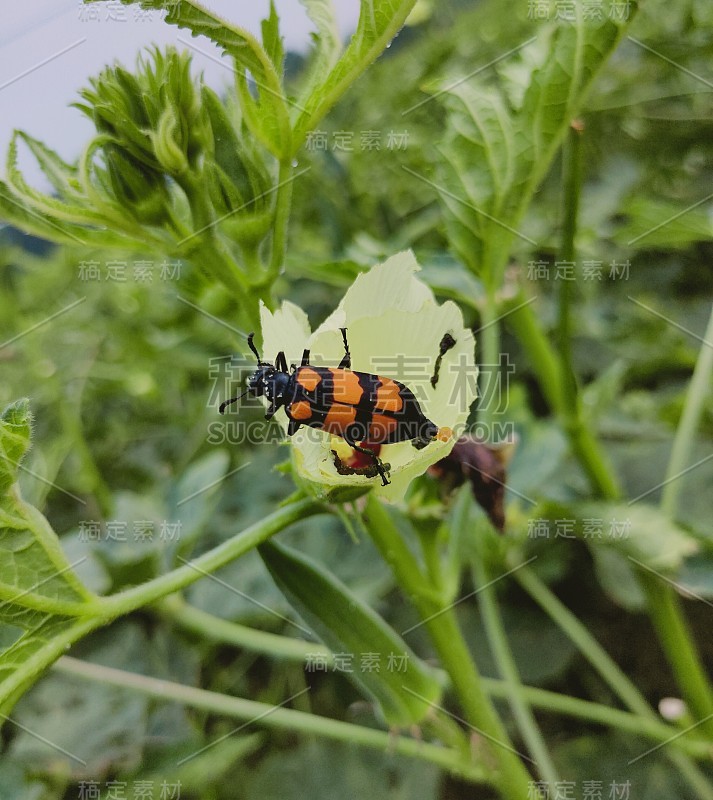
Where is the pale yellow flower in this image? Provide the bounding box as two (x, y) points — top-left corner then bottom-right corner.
(259, 251), (477, 500)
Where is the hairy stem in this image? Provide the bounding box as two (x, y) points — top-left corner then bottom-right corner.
(480, 679), (712, 759)
(478, 295), (503, 435)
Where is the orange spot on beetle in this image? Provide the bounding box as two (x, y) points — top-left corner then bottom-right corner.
(322, 403), (357, 434)
(368, 413), (399, 443)
(329, 369), (363, 405)
(375, 378), (403, 413)
(297, 367), (322, 392)
(290, 400), (313, 420)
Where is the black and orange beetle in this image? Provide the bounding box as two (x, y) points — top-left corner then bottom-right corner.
(220, 328), (455, 486)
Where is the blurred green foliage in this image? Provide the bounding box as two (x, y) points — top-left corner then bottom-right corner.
(1, 0), (713, 797)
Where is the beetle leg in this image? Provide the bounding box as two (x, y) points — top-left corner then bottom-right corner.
(338, 327), (352, 369)
(287, 419), (301, 436)
(344, 435), (390, 485)
(275, 351), (288, 373)
(301, 349), (310, 366)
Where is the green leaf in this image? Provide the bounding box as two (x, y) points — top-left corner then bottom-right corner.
(582, 501), (699, 574)
(678, 551), (713, 600)
(296, 0), (343, 112)
(590, 546), (646, 612)
(259, 539), (443, 726)
(201, 86), (271, 208)
(586, 501), (702, 609)
(0, 400), (100, 714)
(14, 131), (81, 198)
(0, 179), (111, 248)
(91, 0), (292, 158)
(9, 624), (150, 774)
(292, 0), (418, 146)
(261, 0), (284, 75)
(0, 399), (31, 494)
(246, 740), (440, 800)
(613, 195), (713, 249)
(436, 6), (636, 283)
(0, 177), (156, 250)
(166, 450), (230, 561)
(6, 132), (114, 228)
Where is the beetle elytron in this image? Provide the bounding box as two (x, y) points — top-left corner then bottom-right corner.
(220, 328), (455, 486)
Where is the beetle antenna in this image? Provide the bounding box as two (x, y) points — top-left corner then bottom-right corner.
(247, 332), (261, 362)
(219, 388), (251, 415)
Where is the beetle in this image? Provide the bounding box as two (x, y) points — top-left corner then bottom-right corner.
(219, 328), (455, 486)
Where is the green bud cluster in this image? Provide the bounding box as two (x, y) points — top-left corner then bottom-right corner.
(75, 47), (272, 241)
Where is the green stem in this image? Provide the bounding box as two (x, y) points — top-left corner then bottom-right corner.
(54, 656), (488, 785)
(565, 410), (622, 499)
(96, 499), (323, 620)
(557, 122), (582, 403)
(661, 301), (713, 517)
(517, 567), (658, 716)
(267, 157), (294, 285)
(500, 125), (621, 500)
(414, 524), (445, 593)
(505, 296), (563, 415)
(517, 567), (713, 800)
(363, 497), (533, 800)
(507, 294), (621, 499)
(472, 553), (560, 784)
(638, 572), (713, 739)
(554, 122), (621, 500)
(443, 486), (472, 602)
(157, 594), (334, 666)
(481, 679), (712, 759)
(478, 294), (503, 435)
(154, 595), (711, 759)
(638, 302), (713, 737)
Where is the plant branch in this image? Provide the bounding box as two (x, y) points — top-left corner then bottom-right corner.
(153, 593), (712, 759)
(517, 566), (713, 800)
(53, 656), (488, 784)
(633, 302), (713, 738)
(637, 572), (713, 739)
(472, 552), (560, 784)
(96, 498), (324, 620)
(363, 496), (534, 800)
(481, 678), (712, 760)
(266, 157), (294, 287)
(155, 586), (711, 760)
(661, 301), (713, 517)
(156, 594), (334, 665)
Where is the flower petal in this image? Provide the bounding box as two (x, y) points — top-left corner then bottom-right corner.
(259, 300), (311, 367)
(313, 250), (434, 336)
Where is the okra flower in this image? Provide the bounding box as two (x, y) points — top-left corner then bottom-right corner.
(259, 251), (478, 500)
